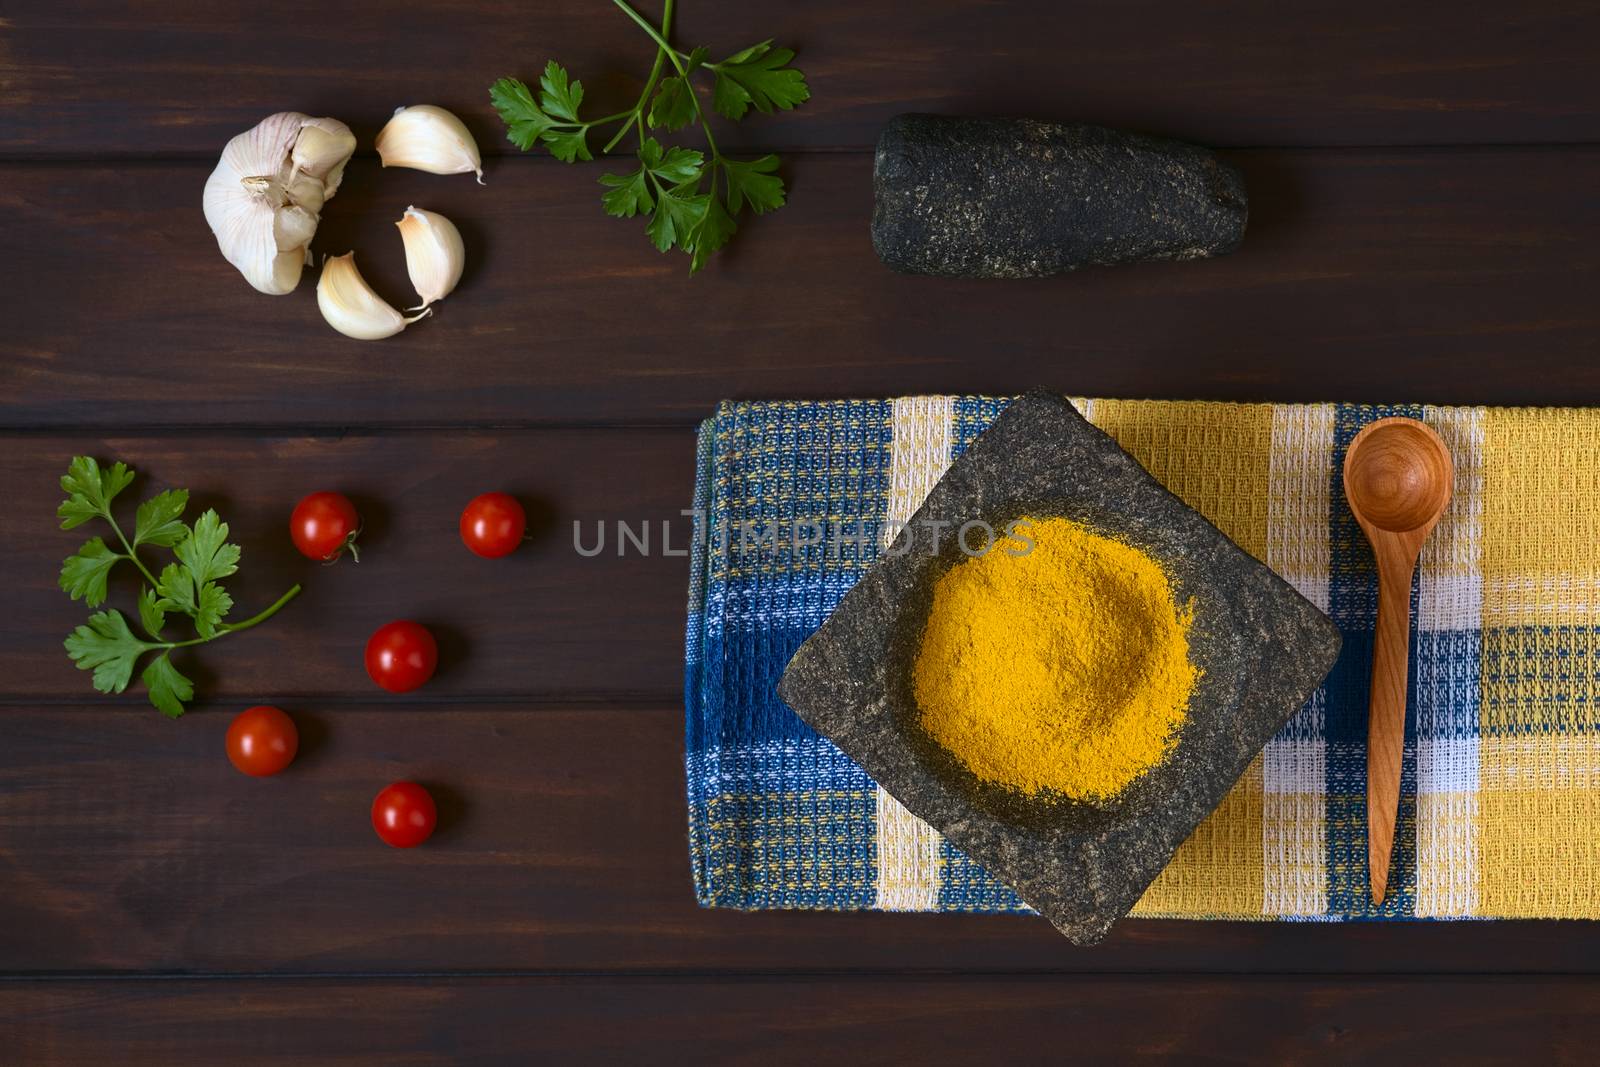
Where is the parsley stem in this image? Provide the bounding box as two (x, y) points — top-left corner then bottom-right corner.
(698, 113), (721, 160)
(610, 0), (673, 57)
(102, 508), (161, 589)
(612, 0), (721, 160)
(161, 584), (301, 650)
(584, 109), (638, 129)
(219, 584), (302, 635)
(602, 0), (675, 155)
(672, 47), (717, 70)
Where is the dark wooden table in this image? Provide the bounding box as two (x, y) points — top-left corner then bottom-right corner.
(4, 2), (1600, 1062)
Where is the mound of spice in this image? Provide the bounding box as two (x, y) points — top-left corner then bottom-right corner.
(911, 516), (1199, 801)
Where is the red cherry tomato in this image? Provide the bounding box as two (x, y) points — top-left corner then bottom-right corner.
(460, 492), (526, 558)
(372, 781), (437, 847)
(290, 491), (361, 562)
(225, 705), (298, 776)
(365, 620), (438, 693)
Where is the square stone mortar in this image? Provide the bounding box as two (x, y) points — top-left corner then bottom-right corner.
(777, 391), (1341, 945)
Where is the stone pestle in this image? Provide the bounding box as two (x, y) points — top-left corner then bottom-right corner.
(871, 114), (1248, 278)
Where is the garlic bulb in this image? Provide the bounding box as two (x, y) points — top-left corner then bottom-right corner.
(376, 106), (484, 183)
(317, 253), (430, 340)
(203, 113), (357, 295)
(395, 207), (465, 309)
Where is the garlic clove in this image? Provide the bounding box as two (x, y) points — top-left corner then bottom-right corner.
(283, 172), (329, 215)
(203, 112), (357, 295)
(290, 119), (357, 189)
(395, 207), (465, 309)
(376, 105), (484, 183)
(274, 205), (320, 261)
(316, 252), (431, 341)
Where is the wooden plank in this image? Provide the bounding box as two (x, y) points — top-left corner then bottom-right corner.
(1, 432), (691, 703)
(6, 149), (1600, 431)
(5, 703), (1600, 974)
(4, 1), (1600, 156)
(5, 974), (1600, 1063)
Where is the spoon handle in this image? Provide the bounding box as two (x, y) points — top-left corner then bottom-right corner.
(1367, 552), (1415, 905)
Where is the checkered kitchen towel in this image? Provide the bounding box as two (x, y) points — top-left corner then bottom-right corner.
(686, 396), (1600, 921)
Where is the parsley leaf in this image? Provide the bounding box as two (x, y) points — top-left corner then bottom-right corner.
(644, 139), (705, 184)
(194, 582), (234, 640)
(155, 561), (196, 616)
(58, 456), (135, 529)
(647, 182), (711, 253)
(174, 510), (241, 588)
(541, 127), (593, 163)
(538, 60), (584, 122)
(489, 77), (554, 151)
(65, 610), (152, 695)
(489, 68), (592, 161)
(647, 49), (706, 133)
(711, 42), (810, 121)
(142, 654), (194, 719)
(648, 77), (696, 133)
(137, 587), (166, 639)
(159, 510), (240, 640)
(59, 537), (122, 607)
(689, 196), (738, 274)
(58, 494), (104, 531)
(601, 140), (704, 219)
(600, 168), (655, 218)
(721, 154), (786, 214)
(134, 488), (188, 548)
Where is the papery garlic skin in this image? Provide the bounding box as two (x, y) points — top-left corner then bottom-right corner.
(396, 207), (465, 309)
(376, 106), (484, 183)
(317, 253), (431, 341)
(204, 113), (357, 295)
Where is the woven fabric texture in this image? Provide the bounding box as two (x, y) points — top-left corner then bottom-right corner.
(685, 396), (1600, 920)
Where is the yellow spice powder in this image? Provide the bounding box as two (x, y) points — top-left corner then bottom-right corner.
(911, 516), (1199, 801)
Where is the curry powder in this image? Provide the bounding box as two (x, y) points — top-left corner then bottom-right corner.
(912, 516), (1199, 801)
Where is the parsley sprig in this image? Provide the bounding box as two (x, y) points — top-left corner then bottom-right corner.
(490, 0), (808, 272)
(57, 457), (300, 717)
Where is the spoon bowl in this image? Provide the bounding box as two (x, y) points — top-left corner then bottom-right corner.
(1342, 416), (1453, 905)
(1345, 420), (1453, 534)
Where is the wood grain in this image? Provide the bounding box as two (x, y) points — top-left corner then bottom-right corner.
(5, 974), (1599, 1064)
(5, 0), (1600, 156)
(0, 432), (691, 704)
(6, 704), (1600, 975)
(1365, 549), (1418, 904)
(6, 0), (1600, 1053)
(6, 148), (1600, 431)
(1343, 417), (1453, 903)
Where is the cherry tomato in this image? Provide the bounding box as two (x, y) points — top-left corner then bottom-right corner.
(460, 492), (526, 558)
(290, 491), (361, 562)
(372, 781), (438, 847)
(225, 705), (298, 776)
(365, 620), (438, 693)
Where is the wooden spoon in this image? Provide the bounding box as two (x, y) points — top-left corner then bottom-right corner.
(1342, 417), (1453, 905)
